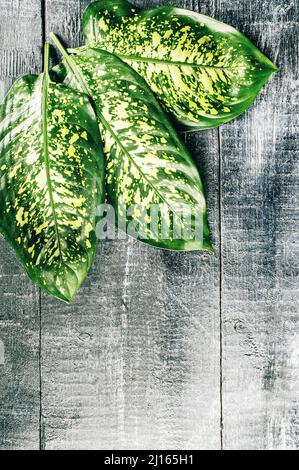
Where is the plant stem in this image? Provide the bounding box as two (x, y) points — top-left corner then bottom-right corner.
(44, 42), (50, 77)
(49, 33), (90, 95)
(49, 33), (69, 62)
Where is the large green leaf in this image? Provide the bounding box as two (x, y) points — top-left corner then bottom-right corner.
(51, 35), (212, 252)
(82, 0), (278, 130)
(0, 44), (105, 302)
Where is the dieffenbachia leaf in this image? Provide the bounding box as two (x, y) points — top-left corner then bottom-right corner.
(82, 0), (278, 130)
(51, 34), (212, 252)
(0, 44), (105, 302)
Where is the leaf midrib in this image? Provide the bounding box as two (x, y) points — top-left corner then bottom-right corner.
(115, 53), (277, 72)
(41, 49), (63, 264)
(117, 53), (237, 71)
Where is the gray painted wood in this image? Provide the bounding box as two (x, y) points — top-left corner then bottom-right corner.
(0, 0), (297, 450)
(41, 0), (221, 450)
(0, 0), (43, 450)
(218, 0), (299, 450)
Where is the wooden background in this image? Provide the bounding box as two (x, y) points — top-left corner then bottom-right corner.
(0, 0), (298, 450)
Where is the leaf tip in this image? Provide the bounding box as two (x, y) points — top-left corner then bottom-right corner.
(267, 58), (279, 73)
(45, 281), (79, 304)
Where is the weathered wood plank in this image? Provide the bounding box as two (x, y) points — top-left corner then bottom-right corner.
(41, 0), (221, 450)
(218, 0), (299, 450)
(0, 0), (43, 450)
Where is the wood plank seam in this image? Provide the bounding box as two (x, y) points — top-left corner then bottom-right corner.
(40, 0), (46, 452)
(215, 0), (223, 450)
(39, 291), (44, 450)
(218, 126), (224, 450)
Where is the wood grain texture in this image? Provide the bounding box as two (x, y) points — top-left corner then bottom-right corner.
(0, 0), (42, 450)
(217, 0), (299, 450)
(40, 0), (221, 450)
(0, 0), (297, 451)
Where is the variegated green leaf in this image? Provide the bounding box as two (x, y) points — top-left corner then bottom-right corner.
(51, 35), (212, 252)
(0, 44), (105, 302)
(82, 0), (278, 130)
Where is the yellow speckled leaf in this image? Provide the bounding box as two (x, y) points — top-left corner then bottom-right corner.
(82, 0), (278, 130)
(51, 35), (212, 252)
(0, 44), (105, 302)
